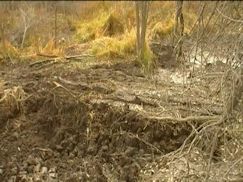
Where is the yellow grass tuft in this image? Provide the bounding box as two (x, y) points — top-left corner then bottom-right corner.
(0, 41), (20, 59)
(0, 86), (28, 115)
(150, 18), (175, 40)
(139, 44), (155, 75)
(39, 39), (64, 56)
(90, 29), (136, 58)
(74, 11), (124, 43)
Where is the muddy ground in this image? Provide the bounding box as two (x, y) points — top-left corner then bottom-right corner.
(0, 55), (242, 182)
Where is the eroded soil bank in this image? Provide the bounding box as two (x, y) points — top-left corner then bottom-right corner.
(0, 58), (242, 181)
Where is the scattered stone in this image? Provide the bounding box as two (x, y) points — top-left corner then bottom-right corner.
(34, 163), (41, 173)
(33, 176), (42, 182)
(10, 167), (17, 175)
(12, 132), (19, 140)
(49, 167), (57, 173)
(101, 145), (108, 152)
(40, 167), (48, 174)
(69, 153), (75, 159)
(124, 147), (137, 157)
(8, 176), (16, 182)
(49, 172), (57, 179)
(27, 165), (33, 173)
(26, 155), (39, 166)
(55, 145), (64, 153)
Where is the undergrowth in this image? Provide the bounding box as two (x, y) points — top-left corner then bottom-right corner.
(90, 29), (136, 58)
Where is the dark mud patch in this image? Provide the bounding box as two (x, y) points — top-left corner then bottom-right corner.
(0, 90), (191, 181)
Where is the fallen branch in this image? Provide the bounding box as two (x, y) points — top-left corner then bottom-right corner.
(168, 97), (222, 107)
(106, 95), (158, 107)
(125, 131), (163, 154)
(65, 54), (94, 60)
(37, 53), (59, 58)
(58, 77), (91, 90)
(29, 58), (58, 67)
(146, 115), (220, 123)
(29, 54), (94, 68)
(52, 81), (77, 98)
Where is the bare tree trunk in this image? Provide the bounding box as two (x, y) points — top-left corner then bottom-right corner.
(21, 26), (27, 49)
(54, 3), (57, 49)
(20, 9), (28, 49)
(174, 0), (184, 58)
(135, 1), (150, 63)
(140, 2), (149, 61)
(1, 23), (6, 52)
(136, 2), (141, 58)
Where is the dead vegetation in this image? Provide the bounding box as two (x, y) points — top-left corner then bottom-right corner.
(0, 1), (242, 182)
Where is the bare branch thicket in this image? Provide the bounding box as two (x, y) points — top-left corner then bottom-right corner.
(164, 2), (243, 180)
(19, 4), (36, 49)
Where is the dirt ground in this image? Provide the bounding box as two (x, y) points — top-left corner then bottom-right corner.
(0, 55), (242, 181)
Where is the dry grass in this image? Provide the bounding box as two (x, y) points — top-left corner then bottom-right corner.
(0, 1), (222, 63)
(0, 41), (20, 59)
(39, 39), (65, 56)
(74, 11), (124, 43)
(90, 29), (136, 58)
(140, 44), (155, 74)
(150, 19), (175, 41)
(0, 86), (28, 115)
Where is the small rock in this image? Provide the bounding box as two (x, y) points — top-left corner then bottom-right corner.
(124, 147), (137, 156)
(48, 167), (57, 173)
(55, 145), (64, 152)
(139, 149), (144, 154)
(27, 166), (33, 173)
(19, 170), (27, 175)
(10, 167), (17, 175)
(8, 176), (16, 182)
(18, 171), (27, 180)
(87, 146), (96, 155)
(34, 164), (41, 173)
(22, 162), (28, 169)
(26, 155), (39, 165)
(33, 176), (42, 182)
(40, 167), (48, 174)
(101, 145), (108, 152)
(12, 132), (19, 140)
(69, 153), (75, 159)
(72, 147), (78, 156)
(49, 172), (57, 178)
(0, 168), (3, 175)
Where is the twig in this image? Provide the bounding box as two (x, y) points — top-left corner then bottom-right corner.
(204, 128), (220, 182)
(224, 156), (243, 179)
(29, 54), (94, 68)
(65, 54), (94, 60)
(52, 81), (77, 98)
(58, 77), (91, 89)
(216, 8), (243, 23)
(126, 131), (163, 154)
(146, 115), (220, 123)
(29, 58), (58, 67)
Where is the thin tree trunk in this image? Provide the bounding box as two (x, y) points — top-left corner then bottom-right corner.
(136, 1), (149, 63)
(136, 2), (141, 60)
(54, 3), (57, 49)
(140, 2), (149, 61)
(174, 0), (184, 58)
(21, 26), (27, 49)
